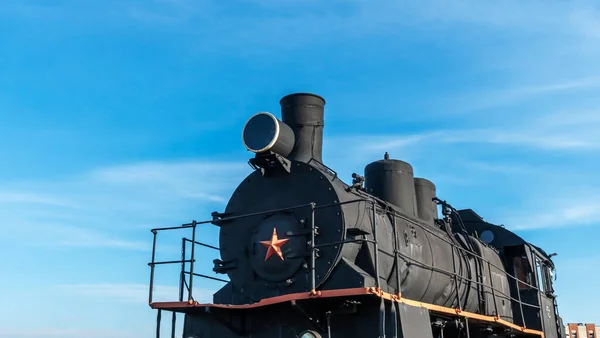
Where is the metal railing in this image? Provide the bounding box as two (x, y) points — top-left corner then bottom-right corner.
(373, 199), (542, 329)
(148, 221), (228, 338)
(147, 198), (545, 337)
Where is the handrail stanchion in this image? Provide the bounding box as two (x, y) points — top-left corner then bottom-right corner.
(149, 229), (158, 304)
(392, 213), (401, 296)
(172, 238), (186, 338)
(188, 220), (197, 303)
(310, 203), (317, 293)
(451, 243), (461, 310)
(180, 237), (186, 302)
(515, 276), (526, 327)
(372, 201), (385, 338)
(372, 200), (381, 290)
(487, 260), (499, 319)
(156, 309), (162, 338)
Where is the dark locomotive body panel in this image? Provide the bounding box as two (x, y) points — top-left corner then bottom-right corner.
(147, 93), (565, 338)
(214, 156), (515, 321)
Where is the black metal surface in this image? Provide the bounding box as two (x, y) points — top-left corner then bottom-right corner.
(215, 161), (344, 304)
(280, 93), (325, 163)
(310, 203), (316, 292)
(156, 309), (161, 338)
(364, 157), (418, 218)
(181, 297), (437, 338)
(398, 303), (434, 338)
(146, 92), (565, 338)
(540, 296), (559, 338)
(414, 177), (438, 225)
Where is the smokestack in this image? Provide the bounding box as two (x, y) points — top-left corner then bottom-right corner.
(280, 93), (326, 163)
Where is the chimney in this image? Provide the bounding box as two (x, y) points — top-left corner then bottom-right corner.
(280, 93), (326, 163)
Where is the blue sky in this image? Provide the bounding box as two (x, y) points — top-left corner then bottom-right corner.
(1, 0), (599, 336)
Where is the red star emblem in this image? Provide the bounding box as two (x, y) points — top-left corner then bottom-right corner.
(259, 228), (289, 261)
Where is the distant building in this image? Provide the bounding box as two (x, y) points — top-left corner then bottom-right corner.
(566, 323), (600, 338)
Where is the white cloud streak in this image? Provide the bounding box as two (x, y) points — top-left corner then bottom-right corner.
(0, 328), (132, 338)
(505, 196), (600, 231)
(445, 77), (600, 113)
(89, 160), (246, 203)
(0, 192), (77, 207)
(56, 283), (215, 304)
(49, 224), (149, 250)
(4, 0), (600, 47)
(346, 99), (600, 155)
(0, 159), (249, 250)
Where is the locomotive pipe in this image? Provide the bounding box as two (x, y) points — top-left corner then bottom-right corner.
(280, 93), (326, 163)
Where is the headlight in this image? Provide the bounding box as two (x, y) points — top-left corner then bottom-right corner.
(299, 330), (322, 338)
(242, 112), (295, 157)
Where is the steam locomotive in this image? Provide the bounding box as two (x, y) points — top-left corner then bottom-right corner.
(148, 93), (565, 338)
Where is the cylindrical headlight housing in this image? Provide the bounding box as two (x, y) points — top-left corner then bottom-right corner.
(242, 112), (295, 157)
(298, 330), (322, 338)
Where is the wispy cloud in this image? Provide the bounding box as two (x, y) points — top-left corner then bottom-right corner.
(354, 132), (443, 152)
(505, 196), (600, 231)
(5, 0), (599, 49)
(342, 104), (600, 159)
(445, 77), (600, 113)
(0, 328), (132, 338)
(0, 159), (249, 249)
(341, 127), (596, 161)
(89, 160), (246, 203)
(47, 224), (149, 250)
(519, 77), (600, 95)
(456, 160), (537, 175)
(0, 192), (77, 207)
(444, 128), (597, 150)
(56, 282), (214, 304)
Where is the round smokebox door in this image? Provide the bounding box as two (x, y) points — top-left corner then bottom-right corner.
(249, 213), (304, 282)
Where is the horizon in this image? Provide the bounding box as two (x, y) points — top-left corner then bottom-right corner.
(1, 0), (599, 337)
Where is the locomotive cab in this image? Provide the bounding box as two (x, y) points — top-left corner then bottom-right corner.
(452, 209), (565, 338)
(503, 245), (558, 333)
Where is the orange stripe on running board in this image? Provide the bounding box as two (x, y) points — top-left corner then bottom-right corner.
(150, 287), (544, 337)
(150, 288), (370, 310)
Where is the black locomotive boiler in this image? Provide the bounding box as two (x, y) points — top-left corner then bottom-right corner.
(147, 93), (565, 338)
